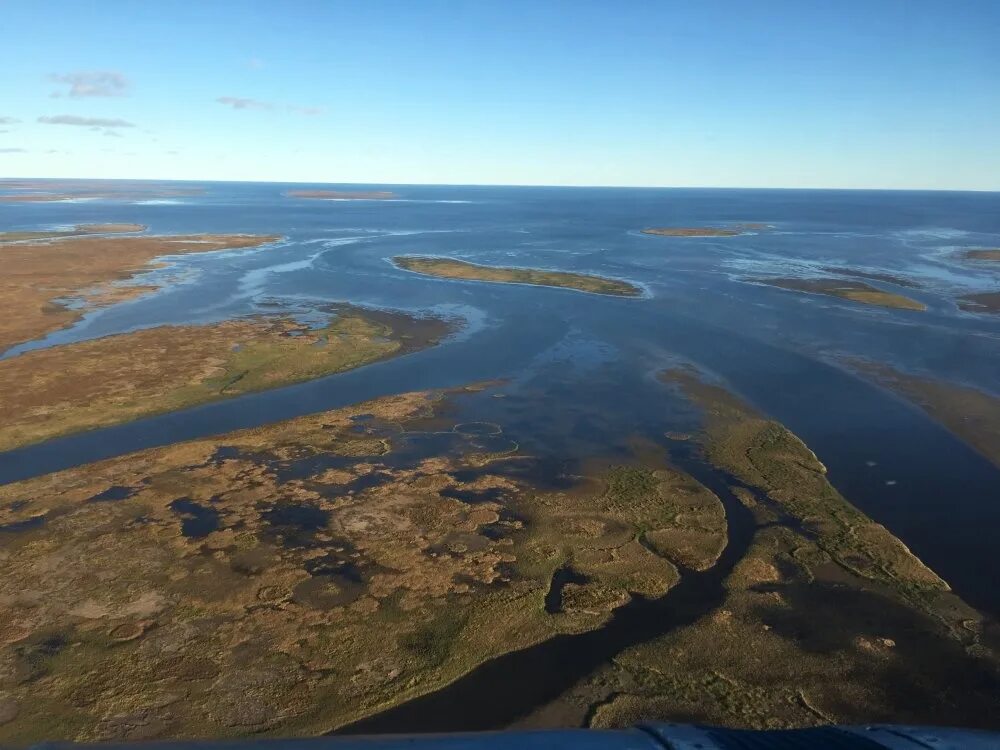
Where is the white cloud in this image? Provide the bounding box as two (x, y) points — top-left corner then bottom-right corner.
(50, 71), (129, 98)
(0, 148), (27, 153)
(216, 96), (273, 111)
(0, 117), (19, 125)
(39, 115), (135, 128)
(217, 97), (324, 116)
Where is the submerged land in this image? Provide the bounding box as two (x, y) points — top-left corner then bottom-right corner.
(0, 306), (450, 451)
(0, 372), (997, 742)
(850, 361), (1000, 469)
(755, 277), (926, 311)
(286, 191), (397, 200)
(958, 291), (1000, 314)
(394, 257), (642, 297)
(0, 232), (279, 352)
(0, 224), (146, 243)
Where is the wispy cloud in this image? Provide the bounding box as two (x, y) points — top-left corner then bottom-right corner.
(0, 117), (19, 125)
(38, 115), (135, 128)
(0, 148), (27, 153)
(216, 96), (273, 111)
(247, 57), (266, 70)
(50, 71), (129, 98)
(217, 96), (323, 116)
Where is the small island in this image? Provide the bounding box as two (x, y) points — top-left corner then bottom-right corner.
(641, 224), (770, 238)
(394, 256), (642, 297)
(756, 277), (926, 311)
(286, 190), (397, 200)
(962, 249), (1000, 262)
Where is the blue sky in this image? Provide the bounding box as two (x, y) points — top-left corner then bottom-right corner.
(1, 0), (998, 189)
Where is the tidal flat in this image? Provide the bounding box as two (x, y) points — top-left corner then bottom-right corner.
(393, 256), (642, 297)
(0, 232), (280, 352)
(755, 277), (926, 311)
(0, 306), (450, 451)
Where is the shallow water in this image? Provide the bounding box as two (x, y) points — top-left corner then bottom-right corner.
(2, 181), (1000, 615)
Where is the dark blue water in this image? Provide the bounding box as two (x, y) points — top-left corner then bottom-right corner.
(2, 181), (999, 613)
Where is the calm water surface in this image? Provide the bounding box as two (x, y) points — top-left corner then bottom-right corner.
(2, 182), (999, 615)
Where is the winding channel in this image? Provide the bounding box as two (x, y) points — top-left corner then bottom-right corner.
(335, 446), (759, 733)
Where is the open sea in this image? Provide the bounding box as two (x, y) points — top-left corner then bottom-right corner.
(2, 182), (999, 618)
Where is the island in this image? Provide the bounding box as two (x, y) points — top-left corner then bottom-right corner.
(0, 232), (280, 352)
(393, 256), (642, 297)
(0, 306), (451, 451)
(286, 190), (397, 200)
(755, 277), (926, 311)
(0, 371), (996, 743)
(962, 249), (1000, 262)
(640, 224), (770, 238)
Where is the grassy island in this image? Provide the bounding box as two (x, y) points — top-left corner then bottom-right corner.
(757, 277), (926, 311)
(0, 307), (450, 451)
(641, 224), (769, 238)
(0, 232), (280, 352)
(394, 256), (642, 297)
(962, 249), (1000, 262)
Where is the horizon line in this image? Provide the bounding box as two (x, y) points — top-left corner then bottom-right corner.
(1, 175), (998, 194)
